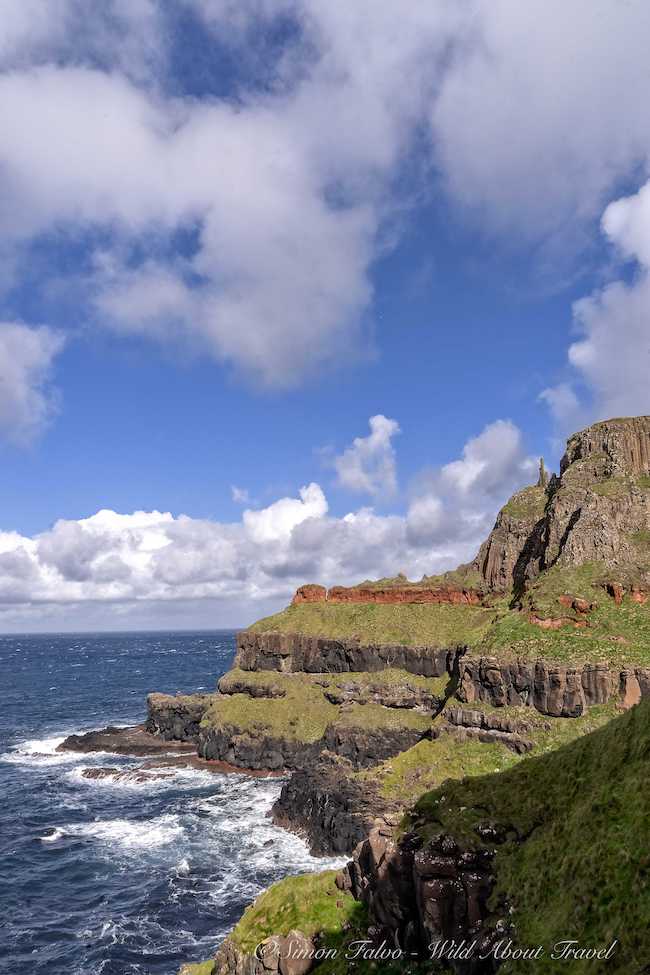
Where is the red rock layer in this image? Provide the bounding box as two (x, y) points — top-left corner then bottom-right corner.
(291, 584), (483, 606)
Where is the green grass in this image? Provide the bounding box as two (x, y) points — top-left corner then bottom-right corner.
(230, 871), (364, 954)
(223, 666), (448, 695)
(332, 702), (431, 733)
(631, 529), (650, 549)
(478, 562), (650, 664)
(178, 963), (215, 975)
(356, 704), (619, 803)
(202, 677), (338, 743)
(639, 474), (650, 489)
(408, 699), (650, 973)
(501, 485), (547, 522)
(592, 476), (632, 497)
(204, 672), (436, 744)
(248, 602), (494, 648)
(362, 733), (519, 801)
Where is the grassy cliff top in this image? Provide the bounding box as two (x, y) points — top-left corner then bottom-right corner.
(500, 484), (548, 522)
(230, 871), (364, 954)
(203, 672), (438, 743)
(409, 699), (650, 973)
(248, 601), (494, 648)
(246, 574), (650, 664)
(202, 678), (339, 742)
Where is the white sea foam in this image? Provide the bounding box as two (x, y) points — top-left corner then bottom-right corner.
(51, 814), (185, 850)
(39, 827), (66, 843)
(66, 763), (220, 791)
(1, 735), (92, 766)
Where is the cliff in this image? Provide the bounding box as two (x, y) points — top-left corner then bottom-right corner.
(338, 696), (650, 973)
(474, 414), (650, 596)
(146, 416), (648, 974)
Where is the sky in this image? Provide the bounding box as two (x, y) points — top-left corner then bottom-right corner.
(0, 0), (649, 632)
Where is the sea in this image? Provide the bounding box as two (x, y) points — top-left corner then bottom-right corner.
(0, 631), (344, 975)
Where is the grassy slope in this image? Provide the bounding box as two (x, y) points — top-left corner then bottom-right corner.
(409, 699), (650, 974)
(482, 562), (650, 665)
(358, 703), (618, 803)
(249, 602), (494, 648)
(246, 579), (650, 665)
(203, 670), (441, 742)
(202, 678), (339, 742)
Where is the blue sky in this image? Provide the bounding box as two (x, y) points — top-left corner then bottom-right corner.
(0, 1), (648, 631)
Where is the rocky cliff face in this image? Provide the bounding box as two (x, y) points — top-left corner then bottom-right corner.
(473, 416), (650, 594)
(235, 630), (452, 677)
(457, 655), (650, 717)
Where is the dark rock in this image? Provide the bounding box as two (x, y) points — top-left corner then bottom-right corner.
(57, 724), (196, 756)
(235, 631), (453, 678)
(145, 692), (214, 742)
(271, 757), (396, 855)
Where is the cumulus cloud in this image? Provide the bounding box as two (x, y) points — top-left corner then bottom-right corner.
(0, 0), (648, 404)
(0, 323), (65, 442)
(406, 420), (536, 548)
(431, 0), (650, 246)
(0, 4), (462, 387)
(334, 415), (400, 496)
(542, 181), (650, 427)
(0, 418), (540, 629)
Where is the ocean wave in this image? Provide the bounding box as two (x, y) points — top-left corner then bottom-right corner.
(66, 763), (220, 791)
(43, 814), (185, 850)
(0, 735), (93, 766)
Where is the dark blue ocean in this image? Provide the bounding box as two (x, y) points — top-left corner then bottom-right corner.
(0, 631), (342, 975)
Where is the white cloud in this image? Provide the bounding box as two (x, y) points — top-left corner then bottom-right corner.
(0, 419), (539, 629)
(0, 3), (463, 387)
(542, 181), (650, 427)
(406, 420), (537, 549)
(334, 414), (400, 496)
(242, 482), (327, 543)
(431, 0), (650, 247)
(0, 323), (65, 442)
(438, 420), (537, 499)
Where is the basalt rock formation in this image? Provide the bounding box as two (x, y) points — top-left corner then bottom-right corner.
(235, 630), (452, 677)
(474, 415), (650, 596)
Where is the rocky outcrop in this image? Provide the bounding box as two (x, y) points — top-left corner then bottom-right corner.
(145, 692), (214, 741)
(315, 675), (444, 710)
(473, 417), (650, 595)
(218, 673), (287, 698)
(561, 416), (650, 477)
(442, 708), (535, 754)
(271, 757), (394, 855)
(322, 721), (427, 768)
(292, 584), (327, 604)
(338, 822), (499, 966)
(199, 717), (429, 772)
(199, 725), (321, 771)
(214, 932), (317, 975)
(292, 583), (482, 605)
(57, 724), (197, 756)
(457, 655), (650, 717)
(473, 486), (548, 593)
(235, 631), (452, 677)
